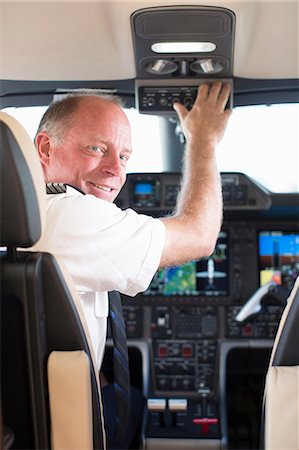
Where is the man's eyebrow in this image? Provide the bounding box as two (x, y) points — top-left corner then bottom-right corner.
(122, 148), (133, 154)
(91, 136), (133, 154)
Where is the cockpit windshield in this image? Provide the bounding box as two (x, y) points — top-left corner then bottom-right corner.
(3, 102), (299, 193)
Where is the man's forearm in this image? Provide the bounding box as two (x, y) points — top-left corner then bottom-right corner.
(160, 150), (222, 267)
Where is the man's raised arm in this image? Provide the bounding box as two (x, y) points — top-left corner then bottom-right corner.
(159, 81), (232, 267)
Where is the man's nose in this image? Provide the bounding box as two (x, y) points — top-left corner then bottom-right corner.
(101, 152), (123, 177)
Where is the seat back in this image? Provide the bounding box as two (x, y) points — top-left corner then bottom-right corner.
(0, 112), (106, 449)
(263, 276), (299, 449)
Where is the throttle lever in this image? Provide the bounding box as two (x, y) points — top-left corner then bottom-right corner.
(235, 281), (289, 324)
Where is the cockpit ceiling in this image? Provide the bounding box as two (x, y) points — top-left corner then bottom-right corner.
(0, 1), (298, 81)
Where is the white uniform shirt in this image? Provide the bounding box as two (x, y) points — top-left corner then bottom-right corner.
(33, 186), (166, 368)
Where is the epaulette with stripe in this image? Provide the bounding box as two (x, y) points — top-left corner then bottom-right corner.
(46, 183), (85, 195)
(46, 183), (67, 194)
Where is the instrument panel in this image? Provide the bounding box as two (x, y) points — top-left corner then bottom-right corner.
(117, 172), (299, 309)
(115, 172), (299, 447)
(116, 172), (272, 211)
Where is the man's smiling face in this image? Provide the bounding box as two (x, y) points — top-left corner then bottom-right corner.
(38, 96), (132, 202)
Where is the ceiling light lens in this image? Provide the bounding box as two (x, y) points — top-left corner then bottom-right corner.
(190, 58), (224, 74)
(151, 42), (216, 54)
(199, 59), (215, 74)
(145, 59), (178, 75)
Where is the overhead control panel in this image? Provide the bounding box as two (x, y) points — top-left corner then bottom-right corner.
(131, 6), (235, 115)
(136, 79), (233, 114)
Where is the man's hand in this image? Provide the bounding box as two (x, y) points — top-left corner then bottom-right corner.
(173, 81), (232, 151)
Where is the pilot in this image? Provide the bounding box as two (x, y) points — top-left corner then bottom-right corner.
(33, 81), (231, 448)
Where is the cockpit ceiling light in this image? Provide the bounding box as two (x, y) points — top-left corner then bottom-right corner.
(190, 58), (224, 75)
(146, 59), (178, 75)
(151, 42), (216, 54)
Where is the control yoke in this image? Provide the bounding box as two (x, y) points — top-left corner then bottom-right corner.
(235, 281), (290, 323)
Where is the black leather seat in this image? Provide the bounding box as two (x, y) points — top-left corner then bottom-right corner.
(0, 111), (106, 449)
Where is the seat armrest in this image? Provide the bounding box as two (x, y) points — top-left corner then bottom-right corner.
(48, 351), (93, 450)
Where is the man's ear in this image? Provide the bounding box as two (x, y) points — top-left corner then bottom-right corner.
(35, 132), (52, 168)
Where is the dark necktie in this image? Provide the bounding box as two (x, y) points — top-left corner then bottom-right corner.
(108, 291), (131, 447)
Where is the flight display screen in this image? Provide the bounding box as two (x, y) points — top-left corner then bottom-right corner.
(130, 179), (159, 207)
(144, 231), (228, 297)
(258, 231), (299, 290)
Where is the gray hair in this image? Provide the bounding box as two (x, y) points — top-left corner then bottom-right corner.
(35, 91), (125, 145)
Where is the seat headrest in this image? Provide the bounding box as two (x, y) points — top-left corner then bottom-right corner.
(0, 111), (46, 248)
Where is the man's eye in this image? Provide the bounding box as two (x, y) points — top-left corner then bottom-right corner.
(120, 154), (129, 162)
(88, 145), (105, 154)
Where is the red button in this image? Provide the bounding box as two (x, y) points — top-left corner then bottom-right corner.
(182, 344), (193, 358)
(193, 417), (219, 435)
(158, 344), (168, 357)
(243, 323), (253, 337)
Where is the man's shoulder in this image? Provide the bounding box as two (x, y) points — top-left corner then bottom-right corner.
(45, 184), (121, 219)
